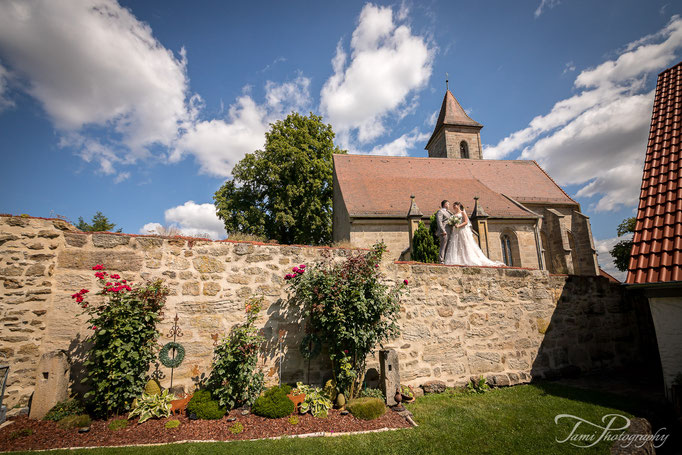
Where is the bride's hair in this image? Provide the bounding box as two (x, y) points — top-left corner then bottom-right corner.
(453, 201), (464, 210)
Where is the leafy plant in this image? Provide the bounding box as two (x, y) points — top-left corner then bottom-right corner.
(229, 422), (244, 434)
(288, 415), (299, 425)
(294, 382), (333, 418)
(76, 211), (122, 232)
(128, 390), (175, 423)
(57, 414), (91, 429)
(287, 243), (407, 398)
(400, 385), (414, 399)
(72, 265), (168, 418)
(186, 390), (226, 420)
(108, 419), (128, 431)
(9, 428), (33, 440)
(165, 419), (181, 429)
(466, 376), (490, 394)
(252, 386), (295, 418)
(214, 112), (346, 246)
(44, 399), (85, 421)
(358, 388), (385, 400)
(207, 297), (265, 410)
(412, 220), (439, 263)
(609, 217), (636, 272)
(346, 397), (386, 420)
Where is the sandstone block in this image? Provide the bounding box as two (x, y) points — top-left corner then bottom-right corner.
(421, 380), (446, 394)
(203, 282), (221, 296)
(437, 307), (453, 317)
(1, 266), (23, 276)
(64, 233), (87, 247)
(57, 250), (142, 271)
(6, 217), (28, 227)
(245, 254), (273, 263)
(182, 281), (200, 296)
(193, 256), (225, 273)
(92, 234), (130, 248)
(29, 351), (70, 419)
(233, 243), (254, 255)
(136, 237), (163, 249)
(37, 230), (59, 239)
(379, 349), (401, 405)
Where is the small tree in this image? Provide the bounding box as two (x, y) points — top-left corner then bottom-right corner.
(77, 211), (122, 232)
(610, 217), (636, 272)
(286, 243), (407, 398)
(73, 265), (168, 418)
(412, 221), (439, 263)
(207, 297), (265, 409)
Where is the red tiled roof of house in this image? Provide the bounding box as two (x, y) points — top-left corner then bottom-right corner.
(627, 61), (682, 284)
(333, 155), (576, 218)
(425, 90), (483, 149)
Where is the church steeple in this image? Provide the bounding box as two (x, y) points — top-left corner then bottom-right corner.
(425, 89), (484, 159)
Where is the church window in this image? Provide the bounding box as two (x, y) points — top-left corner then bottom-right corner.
(460, 141), (469, 159)
(501, 235), (513, 266)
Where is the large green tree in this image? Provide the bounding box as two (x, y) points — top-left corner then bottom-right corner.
(214, 112), (346, 245)
(610, 216), (636, 272)
(76, 211), (122, 232)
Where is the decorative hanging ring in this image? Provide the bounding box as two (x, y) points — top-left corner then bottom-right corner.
(159, 342), (185, 368)
(299, 333), (322, 360)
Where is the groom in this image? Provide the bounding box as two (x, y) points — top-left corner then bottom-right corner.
(436, 200), (452, 264)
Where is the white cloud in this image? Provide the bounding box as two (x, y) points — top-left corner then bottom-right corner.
(0, 63), (14, 111)
(534, 0), (560, 18)
(320, 3), (434, 145)
(0, 0), (192, 168)
(170, 76), (310, 177)
(562, 61), (576, 75)
(485, 15), (682, 212)
(368, 129), (429, 156)
(140, 201), (227, 240)
(594, 236), (631, 282)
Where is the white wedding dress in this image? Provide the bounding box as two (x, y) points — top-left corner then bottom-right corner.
(443, 211), (505, 267)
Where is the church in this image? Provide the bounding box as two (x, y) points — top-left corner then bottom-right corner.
(332, 88), (600, 275)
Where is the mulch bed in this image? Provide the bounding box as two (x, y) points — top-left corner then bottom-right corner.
(0, 409), (411, 452)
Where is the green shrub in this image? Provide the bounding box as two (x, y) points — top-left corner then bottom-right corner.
(207, 297), (265, 410)
(294, 382), (333, 418)
(358, 388), (385, 400)
(9, 428), (33, 440)
(44, 399), (86, 421)
(108, 419), (128, 431)
(412, 220), (439, 263)
(57, 414), (92, 429)
(346, 397), (386, 420)
(186, 390), (226, 420)
(252, 386), (295, 418)
(288, 415), (299, 425)
(128, 390), (175, 423)
(73, 267), (168, 418)
(466, 375), (490, 394)
(165, 419), (180, 429)
(229, 422), (244, 434)
(144, 379), (162, 396)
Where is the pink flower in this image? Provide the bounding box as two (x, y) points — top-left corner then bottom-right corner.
(403, 279), (409, 285)
(121, 279), (126, 284)
(91, 325), (97, 330)
(94, 272), (106, 280)
(299, 264), (306, 269)
(106, 282), (112, 286)
(80, 289), (89, 294)
(374, 264), (379, 268)
(284, 274), (293, 280)
(92, 264), (105, 270)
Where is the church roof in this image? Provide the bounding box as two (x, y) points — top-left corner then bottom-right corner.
(627, 61), (682, 284)
(333, 155), (576, 219)
(425, 90), (483, 150)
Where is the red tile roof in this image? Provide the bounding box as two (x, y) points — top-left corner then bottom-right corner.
(426, 90), (482, 149)
(627, 61), (682, 284)
(333, 155), (576, 219)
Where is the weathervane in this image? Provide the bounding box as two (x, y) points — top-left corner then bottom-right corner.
(446, 72), (449, 91)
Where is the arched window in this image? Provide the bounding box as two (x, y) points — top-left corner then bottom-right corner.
(460, 141), (469, 159)
(501, 235), (513, 266)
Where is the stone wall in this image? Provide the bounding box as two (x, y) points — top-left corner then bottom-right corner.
(0, 216), (651, 408)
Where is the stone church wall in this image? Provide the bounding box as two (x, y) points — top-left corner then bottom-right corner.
(0, 216), (649, 407)
(487, 220), (539, 268)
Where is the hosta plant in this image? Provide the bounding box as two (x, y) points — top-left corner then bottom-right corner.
(293, 383), (333, 418)
(128, 390), (175, 423)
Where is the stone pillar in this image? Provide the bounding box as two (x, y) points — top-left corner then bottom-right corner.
(379, 349), (400, 406)
(406, 196), (424, 261)
(470, 197), (490, 257)
(29, 351), (70, 420)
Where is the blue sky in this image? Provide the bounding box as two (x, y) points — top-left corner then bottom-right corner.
(1, 0), (681, 278)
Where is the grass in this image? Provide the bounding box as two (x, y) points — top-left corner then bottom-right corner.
(6, 382), (666, 454)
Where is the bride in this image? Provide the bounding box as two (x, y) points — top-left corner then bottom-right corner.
(443, 202), (505, 267)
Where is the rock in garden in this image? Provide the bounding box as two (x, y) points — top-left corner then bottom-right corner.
(421, 380), (446, 394)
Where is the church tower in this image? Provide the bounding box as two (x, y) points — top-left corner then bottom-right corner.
(425, 88), (483, 159)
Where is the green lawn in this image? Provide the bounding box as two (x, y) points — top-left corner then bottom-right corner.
(9, 382), (659, 455)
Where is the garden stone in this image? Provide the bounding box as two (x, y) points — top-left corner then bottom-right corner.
(28, 351), (70, 419)
(0, 405), (5, 424)
(421, 380), (446, 394)
(379, 349), (400, 406)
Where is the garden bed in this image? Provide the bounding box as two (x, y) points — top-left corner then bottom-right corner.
(0, 408), (411, 452)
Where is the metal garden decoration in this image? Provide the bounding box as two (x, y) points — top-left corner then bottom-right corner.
(159, 314), (185, 389)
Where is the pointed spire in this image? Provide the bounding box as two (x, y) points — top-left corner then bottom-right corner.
(407, 195), (423, 218)
(471, 196), (489, 219)
(425, 88), (482, 151)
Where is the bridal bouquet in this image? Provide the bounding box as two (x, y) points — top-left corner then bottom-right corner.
(447, 214), (462, 226)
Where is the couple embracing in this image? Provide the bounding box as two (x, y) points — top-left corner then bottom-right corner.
(436, 200), (504, 267)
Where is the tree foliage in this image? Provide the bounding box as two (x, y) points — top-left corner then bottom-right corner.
(412, 220), (439, 263)
(610, 216), (636, 272)
(213, 112), (346, 245)
(76, 211), (121, 232)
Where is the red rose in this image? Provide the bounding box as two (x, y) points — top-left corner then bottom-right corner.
(110, 274), (120, 280)
(92, 264), (105, 270)
(403, 279), (409, 285)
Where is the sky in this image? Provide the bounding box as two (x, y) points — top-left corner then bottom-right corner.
(1, 0), (681, 280)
